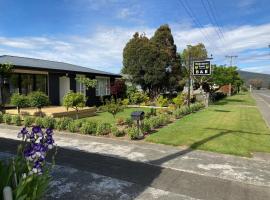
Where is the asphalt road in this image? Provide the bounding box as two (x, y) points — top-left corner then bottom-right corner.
(1, 137), (270, 200)
(252, 89), (270, 127)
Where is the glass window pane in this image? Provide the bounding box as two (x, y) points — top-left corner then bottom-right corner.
(36, 74), (47, 93)
(21, 74), (33, 95)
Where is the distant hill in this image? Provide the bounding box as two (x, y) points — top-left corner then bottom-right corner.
(238, 70), (270, 88)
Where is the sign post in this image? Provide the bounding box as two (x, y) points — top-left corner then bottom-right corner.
(193, 61), (211, 76)
(193, 61), (211, 107)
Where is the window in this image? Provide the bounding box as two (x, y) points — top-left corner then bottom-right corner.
(96, 76), (110, 96)
(76, 74), (86, 95)
(36, 74), (47, 93)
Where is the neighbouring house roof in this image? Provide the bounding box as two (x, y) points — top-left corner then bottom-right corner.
(0, 55), (120, 77)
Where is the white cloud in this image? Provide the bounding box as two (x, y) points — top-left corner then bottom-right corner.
(0, 22), (269, 74)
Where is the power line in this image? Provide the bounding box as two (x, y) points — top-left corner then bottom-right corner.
(205, 0), (226, 41)
(178, 0), (225, 56)
(200, 0), (223, 41)
(178, 0), (220, 51)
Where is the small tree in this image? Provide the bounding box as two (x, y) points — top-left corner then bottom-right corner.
(63, 92), (86, 119)
(75, 77), (97, 89)
(172, 93), (185, 108)
(110, 79), (126, 98)
(10, 93), (29, 114)
(28, 91), (49, 116)
(105, 98), (123, 118)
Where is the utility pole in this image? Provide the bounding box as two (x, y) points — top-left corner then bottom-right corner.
(225, 55), (238, 96)
(187, 51), (192, 107)
(225, 55), (238, 67)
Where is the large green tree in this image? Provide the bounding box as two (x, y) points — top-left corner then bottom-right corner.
(122, 25), (182, 97)
(211, 65), (243, 92)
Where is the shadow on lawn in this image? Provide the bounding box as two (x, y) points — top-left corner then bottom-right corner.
(214, 99), (246, 105)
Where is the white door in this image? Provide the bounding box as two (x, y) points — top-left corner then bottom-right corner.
(59, 76), (70, 104)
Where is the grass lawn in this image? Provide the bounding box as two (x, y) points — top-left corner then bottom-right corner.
(78, 107), (150, 124)
(146, 92), (270, 157)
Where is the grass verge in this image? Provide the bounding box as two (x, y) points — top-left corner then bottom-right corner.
(146, 92), (270, 157)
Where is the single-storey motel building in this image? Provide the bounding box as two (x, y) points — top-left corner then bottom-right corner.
(0, 55), (121, 106)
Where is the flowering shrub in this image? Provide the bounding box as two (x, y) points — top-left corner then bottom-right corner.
(0, 126), (55, 199)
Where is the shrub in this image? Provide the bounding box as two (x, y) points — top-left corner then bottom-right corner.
(156, 95), (169, 107)
(172, 93), (185, 108)
(116, 117), (125, 125)
(35, 117), (44, 127)
(0, 112), (3, 123)
(3, 114), (12, 124)
(111, 126), (125, 137)
(121, 98), (129, 106)
(28, 91), (49, 115)
(80, 121), (97, 134)
(142, 119), (151, 133)
(104, 98), (124, 118)
(96, 122), (112, 135)
(148, 117), (160, 129)
(42, 116), (56, 129)
(125, 117), (133, 127)
(168, 104), (176, 113)
(129, 91), (149, 104)
(145, 108), (156, 119)
(23, 116), (35, 127)
(158, 114), (170, 126)
(10, 93), (29, 114)
(127, 126), (140, 140)
(55, 117), (73, 130)
(67, 121), (81, 133)
(241, 86), (248, 92)
(210, 92), (227, 102)
(63, 91), (86, 119)
(12, 115), (22, 126)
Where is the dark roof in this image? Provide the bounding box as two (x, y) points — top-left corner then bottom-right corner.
(0, 55), (120, 77)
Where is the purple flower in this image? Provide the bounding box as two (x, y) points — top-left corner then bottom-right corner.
(20, 126), (55, 176)
(46, 128), (53, 136)
(17, 127), (29, 138)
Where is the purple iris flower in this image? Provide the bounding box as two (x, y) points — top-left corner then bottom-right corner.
(19, 126), (55, 176)
(17, 127), (29, 138)
(46, 128), (53, 135)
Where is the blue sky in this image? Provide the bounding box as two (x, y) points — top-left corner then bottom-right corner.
(0, 0), (270, 74)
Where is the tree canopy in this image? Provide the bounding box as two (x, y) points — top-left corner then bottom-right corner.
(122, 25), (182, 97)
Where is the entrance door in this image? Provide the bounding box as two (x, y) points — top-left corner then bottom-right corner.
(59, 76), (70, 104)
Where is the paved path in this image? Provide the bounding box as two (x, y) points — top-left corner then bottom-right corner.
(1, 127), (270, 199)
(252, 89), (270, 127)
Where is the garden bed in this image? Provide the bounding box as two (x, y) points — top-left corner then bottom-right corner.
(0, 103), (205, 140)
